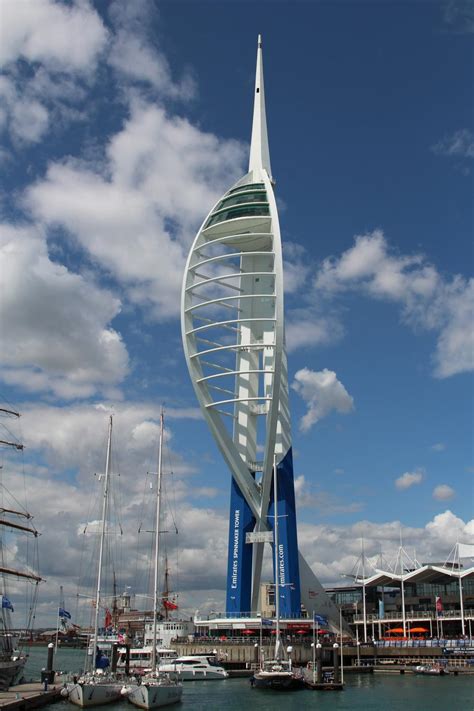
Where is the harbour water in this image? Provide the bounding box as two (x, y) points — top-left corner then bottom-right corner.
(24, 646), (473, 710)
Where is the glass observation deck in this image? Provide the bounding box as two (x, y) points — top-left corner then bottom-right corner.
(216, 190), (267, 210)
(226, 182), (265, 195)
(204, 184), (269, 230)
(205, 203), (269, 228)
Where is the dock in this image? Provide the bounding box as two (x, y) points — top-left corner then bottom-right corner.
(0, 683), (62, 710)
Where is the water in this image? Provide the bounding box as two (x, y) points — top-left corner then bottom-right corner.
(24, 646), (473, 710)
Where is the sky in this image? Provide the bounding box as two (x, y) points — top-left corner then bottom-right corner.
(0, 0), (473, 628)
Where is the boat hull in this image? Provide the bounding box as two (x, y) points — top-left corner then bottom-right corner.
(126, 682), (182, 709)
(251, 672), (304, 691)
(159, 666), (227, 680)
(414, 665), (447, 676)
(67, 681), (124, 707)
(0, 657), (26, 691)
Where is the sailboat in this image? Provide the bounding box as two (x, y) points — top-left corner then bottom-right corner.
(67, 416), (127, 707)
(251, 457), (304, 691)
(0, 406), (42, 690)
(124, 410), (182, 709)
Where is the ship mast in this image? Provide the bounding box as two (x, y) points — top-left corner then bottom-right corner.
(90, 416), (113, 672)
(151, 410), (164, 672)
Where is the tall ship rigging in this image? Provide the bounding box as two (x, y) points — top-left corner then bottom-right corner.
(0, 405), (42, 689)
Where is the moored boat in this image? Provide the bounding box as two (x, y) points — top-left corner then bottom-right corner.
(123, 672), (182, 709)
(124, 411), (182, 709)
(66, 672), (124, 707)
(414, 664), (448, 676)
(158, 654), (228, 680)
(66, 417), (129, 707)
(251, 659), (304, 690)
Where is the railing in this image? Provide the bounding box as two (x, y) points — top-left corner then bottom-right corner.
(375, 638), (474, 649)
(354, 608), (474, 622)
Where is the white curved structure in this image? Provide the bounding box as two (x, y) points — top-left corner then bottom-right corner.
(182, 37), (341, 625)
(181, 35), (299, 617)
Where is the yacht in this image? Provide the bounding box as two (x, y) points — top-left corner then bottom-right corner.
(158, 654), (228, 680)
(251, 659), (304, 690)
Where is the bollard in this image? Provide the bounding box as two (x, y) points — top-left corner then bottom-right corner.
(111, 643), (119, 672)
(47, 643), (54, 673)
(316, 643), (323, 683)
(333, 643), (340, 684)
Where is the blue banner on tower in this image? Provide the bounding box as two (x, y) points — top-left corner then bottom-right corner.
(269, 447), (301, 617)
(226, 476), (255, 615)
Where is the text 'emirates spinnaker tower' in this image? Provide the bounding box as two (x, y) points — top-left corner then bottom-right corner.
(181, 36), (302, 617)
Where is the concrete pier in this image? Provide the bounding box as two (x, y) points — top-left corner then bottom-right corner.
(0, 683), (61, 710)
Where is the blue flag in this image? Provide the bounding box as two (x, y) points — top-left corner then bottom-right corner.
(1, 596), (14, 612)
(59, 607), (71, 619)
(314, 614), (328, 626)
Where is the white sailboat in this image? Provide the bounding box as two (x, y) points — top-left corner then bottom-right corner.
(251, 456), (303, 691)
(67, 416), (126, 707)
(125, 410), (182, 709)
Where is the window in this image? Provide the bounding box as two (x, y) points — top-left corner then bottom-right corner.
(205, 204), (270, 228)
(216, 191), (267, 211)
(226, 183), (264, 195)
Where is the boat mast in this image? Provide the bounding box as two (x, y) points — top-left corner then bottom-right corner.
(151, 409), (164, 672)
(162, 557), (169, 621)
(272, 453), (281, 660)
(91, 415), (113, 672)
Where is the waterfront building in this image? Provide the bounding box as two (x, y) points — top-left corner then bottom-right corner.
(328, 552), (474, 641)
(181, 37), (341, 629)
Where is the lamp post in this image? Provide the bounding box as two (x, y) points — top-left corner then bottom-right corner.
(356, 640), (361, 667)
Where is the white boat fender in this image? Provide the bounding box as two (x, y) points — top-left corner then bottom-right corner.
(60, 687), (69, 698)
(120, 685), (132, 695)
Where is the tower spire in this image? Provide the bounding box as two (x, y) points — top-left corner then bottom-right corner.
(249, 34), (272, 179)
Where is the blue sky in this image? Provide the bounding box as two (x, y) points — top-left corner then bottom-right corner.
(0, 0), (472, 626)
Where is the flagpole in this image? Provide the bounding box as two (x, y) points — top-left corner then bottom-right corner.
(55, 607), (60, 654)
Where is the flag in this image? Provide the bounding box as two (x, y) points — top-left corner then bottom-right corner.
(436, 596), (443, 615)
(378, 598), (385, 618)
(163, 599), (178, 611)
(1, 596), (14, 612)
(104, 609), (112, 628)
(314, 614), (328, 626)
(59, 607), (71, 619)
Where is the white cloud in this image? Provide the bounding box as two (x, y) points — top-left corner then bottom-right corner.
(0, 223), (128, 398)
(313, 230), (474, 378)
(0, 0), (108, 71)
(395, 470), (424, 490)
(294, 475), (364, 514)
(432, 129), (474, 159)
(286, 311), (344, 353)
(291, 367), (354, 432)
(107, 0), (195, 100)
(433, 484), (455, 501)
(431, 442), (446, 451)
(298, 510), (474, 586)
(26, 102), (246, 318)
(283, 242), (311, 294)
(443, 2), (474, 34)
(20, 401), (201, 475)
